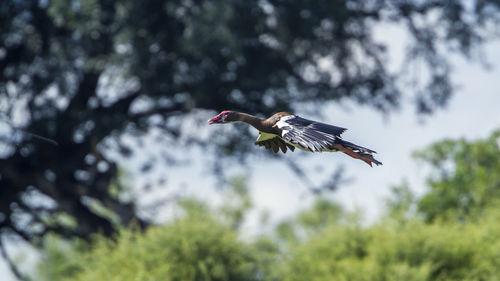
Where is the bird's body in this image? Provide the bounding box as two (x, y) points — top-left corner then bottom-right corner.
(208, 111), (382, 166)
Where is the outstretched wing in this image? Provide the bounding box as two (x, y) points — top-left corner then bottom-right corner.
(283, 116), (347, 136)
(255, 132), (295, 153)
(275, 115), (347, 152)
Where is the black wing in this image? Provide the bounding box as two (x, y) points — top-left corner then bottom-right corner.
(277, 116), (347, 152)
(285, 116), (347, 136)
(255, 136), (296, 153)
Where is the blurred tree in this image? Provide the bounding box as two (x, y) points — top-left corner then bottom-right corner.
(38, 208), (263, 281)
(37, 192), (500, 281)
(38, 186), (280, 281)
(1, 0), (500, 277)
(281, 217), (500, 281)
(385, 181), (417, 222)
(414, 130), (500, 222)
(219, 175), (253, 229)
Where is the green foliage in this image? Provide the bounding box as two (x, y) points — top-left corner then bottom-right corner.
(414, 130), (500, 222)
(39, 213), (262, 281)
(282, 214), (500, 281)
(38, 178), (278, 281)
(297, 199), (343, 231)
(274, 199), (343, 246)
(219, 176), (253, 229)
(385, 181), (417, 221)
(38, 131), (500, 281)
(39, 198), (500, 281)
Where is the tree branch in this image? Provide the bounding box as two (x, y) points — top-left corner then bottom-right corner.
(0, 236), (32, 281)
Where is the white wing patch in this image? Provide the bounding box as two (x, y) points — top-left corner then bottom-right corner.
(275, 115), (296, 137)
(275, 115), (338, 152)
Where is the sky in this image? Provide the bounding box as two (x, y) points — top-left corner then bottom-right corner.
(133, 29), (500, 231)
(2, 28), (500, 281)
(246, 38), (500, 227)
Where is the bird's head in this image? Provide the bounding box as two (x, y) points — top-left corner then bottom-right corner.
(207, 110), (238, 124)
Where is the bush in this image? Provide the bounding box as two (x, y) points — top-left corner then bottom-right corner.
(38, 203), (264, 281)
(38, 130), (500, 281)
(281, 215), (500, 281)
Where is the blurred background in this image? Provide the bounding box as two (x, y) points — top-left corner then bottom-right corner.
(1, 0), (500, 280)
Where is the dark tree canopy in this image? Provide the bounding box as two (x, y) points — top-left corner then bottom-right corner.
(1, 0), (499, 259)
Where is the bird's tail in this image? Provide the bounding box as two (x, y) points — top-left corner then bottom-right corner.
(333, 140), (382, 167)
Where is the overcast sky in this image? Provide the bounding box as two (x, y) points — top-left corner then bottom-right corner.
(246, 38), (500, 228)
(141, 33), (500, 231)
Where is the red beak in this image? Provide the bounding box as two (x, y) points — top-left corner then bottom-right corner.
(207, 116), (219, 125)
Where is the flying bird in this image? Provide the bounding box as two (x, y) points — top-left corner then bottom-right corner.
(208, 111), (382, 167)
